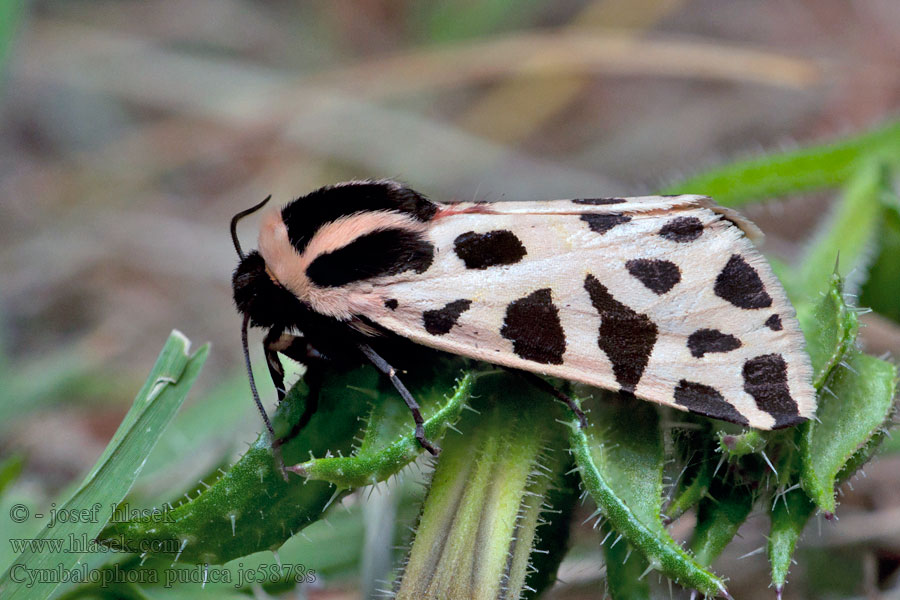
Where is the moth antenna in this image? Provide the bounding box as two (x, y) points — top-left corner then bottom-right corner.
(242, 313), (287, 480)
(230, 195), (272, 259)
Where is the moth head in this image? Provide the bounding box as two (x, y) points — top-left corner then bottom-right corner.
(230, 195), (305, 329)
(232, 250), (304, 329)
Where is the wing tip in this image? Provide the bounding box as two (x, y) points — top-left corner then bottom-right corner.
(696, 197), (765, 242)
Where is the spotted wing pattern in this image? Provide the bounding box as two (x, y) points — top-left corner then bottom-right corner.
(364, 196), (814, 429)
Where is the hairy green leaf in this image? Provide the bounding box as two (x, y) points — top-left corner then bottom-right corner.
(665, 428), (714, 524)
(661, 120), (900, 206)
(763, 264), (894, 592)
(800, 350), (896, 515)
(571, 393), (727, 597)
(288, 371), (474, 487)
(603, 523), (651, 600)
(767, 486), (815, 592)
(689, 477), (755, 567)
(795, 273), (858, 389)
(98, 366), (380, 564)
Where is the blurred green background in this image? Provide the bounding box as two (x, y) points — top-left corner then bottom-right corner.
(0, 2), (898, 598)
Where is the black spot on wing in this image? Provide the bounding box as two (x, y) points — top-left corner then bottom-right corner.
(659, 216), (704, 242)
(580, 214), (631, 235)
(626, 259), (681, 295)
(674, 380), (749, 426)
(572, 198), (627, 205)
(306, 228), (434, 288)
(584, 274), (658, 393)
(687, 329), (742, 358)
(423, 299), (472, 336)
(282, 181), (437, 254)
(453, 230), (527, 270)
(501, 289), (566, 364)
(765, 314), (783, 331)
(714, 254), (773, 309)
(384, 299), (399, 310)
(742, 354), (801, 428)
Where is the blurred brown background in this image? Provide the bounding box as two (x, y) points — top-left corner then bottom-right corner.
(1, 1), (899, 598)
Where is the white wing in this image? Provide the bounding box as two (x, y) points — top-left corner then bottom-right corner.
(359, 196), (814, 429)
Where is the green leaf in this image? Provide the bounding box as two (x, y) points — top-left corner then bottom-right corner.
(689, 477), (755, 567)
(0, 331), (207, 600)
(98, 365), (380, 564)
(836, 423), (892, 482)
(135, 492), (367, 596)
(134, 371), (265, 499)
(664, 462), (711, 526)
(603, 523), (651, 600)
(289, 371), (474, 487)
(767, 486), (815, 592)
(660, 120), (900, 206)
(570, 393), (727, 597)
(665, 428), (714, 524)
(796, 161), (885, 297)
(795, 273), (858, 389)
(764, 436), (815, 597)
(800, 350), (897, 515)
(765, 266), (895, 592)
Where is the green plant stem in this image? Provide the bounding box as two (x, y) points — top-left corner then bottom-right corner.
(396, 375), (568, 600)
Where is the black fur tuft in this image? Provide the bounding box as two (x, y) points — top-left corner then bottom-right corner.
(232, 251), (306, 329)
(281, 180), (438, 254)
(305, 228), (434, 287)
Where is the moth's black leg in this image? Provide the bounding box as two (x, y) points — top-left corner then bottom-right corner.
(358, 343), (441, 456)
(516, 371), (589, 429)
(263, 330), (324, 444)
(263, 328), (290, 403)
(264, 329), (314, 403)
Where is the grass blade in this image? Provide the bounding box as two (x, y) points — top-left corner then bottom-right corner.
(0, 331), (207, 600)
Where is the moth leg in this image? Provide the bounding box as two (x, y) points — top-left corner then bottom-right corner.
(263, 330), (324, 446)
(263, 329), (290, 402)
(358, 343), (441, 456)
(516, 371), (589, 429)
(264, 329), (319, 402)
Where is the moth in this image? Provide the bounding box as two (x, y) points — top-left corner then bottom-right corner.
(231, 180), (815, 462)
